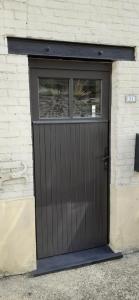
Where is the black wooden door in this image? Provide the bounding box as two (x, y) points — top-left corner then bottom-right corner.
(30, 59), (111, 259)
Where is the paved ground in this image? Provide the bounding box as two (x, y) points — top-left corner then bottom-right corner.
(0, 252), (139, 300)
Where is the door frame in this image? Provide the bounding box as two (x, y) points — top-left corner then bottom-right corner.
(29, 57), (112, 260)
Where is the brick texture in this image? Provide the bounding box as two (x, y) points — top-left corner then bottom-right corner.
(0, 54), (33, 199)
(0, 0), (139, 199)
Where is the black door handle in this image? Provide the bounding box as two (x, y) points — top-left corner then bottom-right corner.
(101, 155), (110, 169)
(102, 155), (109, 162)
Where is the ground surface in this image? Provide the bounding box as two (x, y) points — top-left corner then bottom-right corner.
(0, 252), (139, 300)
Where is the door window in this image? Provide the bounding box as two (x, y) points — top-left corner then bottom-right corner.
(38, 78), (102, 119)
(39, 78), (69, 118)
(73, 79), (101, 118)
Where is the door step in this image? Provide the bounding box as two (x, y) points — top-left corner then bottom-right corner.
(32, 245), (122, 276)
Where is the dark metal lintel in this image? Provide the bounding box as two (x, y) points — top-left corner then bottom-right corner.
(7, 37), (135, 61)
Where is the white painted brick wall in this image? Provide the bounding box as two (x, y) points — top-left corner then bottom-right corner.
(111, 61), (139, 186)
(0, 54), (33, 199)
(0, 0), (139, 199)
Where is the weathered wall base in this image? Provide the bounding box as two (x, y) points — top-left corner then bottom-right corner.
(0, 187), (139, 275)
(110, 185), (139, 252)
(0, 197), (36, 275)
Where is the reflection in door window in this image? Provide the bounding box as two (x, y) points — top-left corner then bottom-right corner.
(39, 78), (69, 118)
(73, 79), (101, 118)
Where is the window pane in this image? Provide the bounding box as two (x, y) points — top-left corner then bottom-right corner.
(73, 79), (101, 118)
(39, 78), (69, 118)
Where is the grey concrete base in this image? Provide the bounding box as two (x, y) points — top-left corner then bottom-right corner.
(0, 252), (139, 300)
(33, 245), (122, 276)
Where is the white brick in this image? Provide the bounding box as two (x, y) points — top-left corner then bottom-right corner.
(0, 0), (139, 200)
